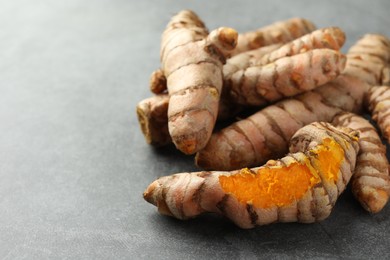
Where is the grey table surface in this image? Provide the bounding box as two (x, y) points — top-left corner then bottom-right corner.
(1, 0), (390, 259)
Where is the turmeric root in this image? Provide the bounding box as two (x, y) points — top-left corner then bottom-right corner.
(160, 10), (209, 63)
(232, 17), (316, 56)
(136, 94), (171, 147)
(258, 27), (346, 65)
(151, 44), (283, 95)
(366, 85), (390, 142)
(344, 34), (390, 86)
(144, 122), (359, 228)
(146, 42), (338, 140)
(161, 10), (238, 154)
(149, 28), (345, 110)
(223, 44), (282, 79)
(195, 74), (367, 170)
(150, 44), (281, 95)
(332, 112), (390, 213)
(225, 49), (346, 106)
(151, 10), (208, 95)
(136, 93), (243, 146)
(196, 34), (390, 170)
(149, 69), (167, 94)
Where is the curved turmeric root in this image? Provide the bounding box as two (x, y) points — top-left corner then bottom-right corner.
(225, 49), (346, 106)
(161, 10), (238, 154)
(144, 122), (359, 229)
(344, 34), (390, 86)
(332, 112), (390, 213)
(150, 44), (282, 95)
(195, 74), (368, 170)
(150, 27), (345, 95)
(196, 34), (390, 171)
(258, 27), (345, 65)
(223, 44), (282, 79)
(232, 17), (316, 56)
(366, 85), (390, 142)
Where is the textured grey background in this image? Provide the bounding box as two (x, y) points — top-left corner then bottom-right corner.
(1, 0), (390, 259)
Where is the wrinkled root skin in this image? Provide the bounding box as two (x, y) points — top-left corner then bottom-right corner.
(332, 112), (390, 213)
(144, 122), (359, 229)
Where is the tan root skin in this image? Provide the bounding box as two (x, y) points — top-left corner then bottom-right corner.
(140, 27), (347, 147)
(139, 13), (390, 217)
(332, 112), (390, 213)
(161, 10), (238, 154)
(258, 27), (345, 66)
(196, 33), (390, 172)
(232, 17), (316, 55)
(194, 33), (390, 213)
(149, 27), (346, 96)
(195, 74), (368, 171)
(226, 49), (346, 106)
(149, 69), (167, 94)
(136, 92), (245, 147)
(223, 44), (282, 79)
(136, 94), (171, 147)
(366, 86), (390, 142)
(344, 34), (390, 86)
(144, 122), (359, 229)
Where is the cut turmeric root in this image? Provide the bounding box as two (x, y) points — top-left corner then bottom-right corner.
(139, 13), (390, 221)
(144, 122), (359, 228)
(195, 74), (368, 170)
(196, 33), (390, 171)
(162, 10), (238, 155)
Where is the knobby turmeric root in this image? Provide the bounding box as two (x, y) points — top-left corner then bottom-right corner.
(136, 94), (171, 147)
(232, 17), (316, 56)
(366, 85), (390, 142)
(195, 74), (368, 170)
(258, 27), (345, 65)
(161, 10), (238, 155)
(225, 49), (346, 106)
(332, 112), (390, 213)
(150, 44), (282, 95)
(196, 33), (390, 171)
(150, 27), (345, 95)
(149, 69), (167, 94)
(344, 34), (390, 86)
(223, 44), (283, 79)
(141, 28), (347, 145)
(153, 10), (209, 95)
(144, 122), (359, 229)
(136, 92), (243, 147)
(160, 10), (209, 62)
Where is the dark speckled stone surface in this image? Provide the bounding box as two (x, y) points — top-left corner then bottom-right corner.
(1, 0), (390, 259)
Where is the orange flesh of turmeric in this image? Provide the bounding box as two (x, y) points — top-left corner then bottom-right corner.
(219, 138), (344, 208)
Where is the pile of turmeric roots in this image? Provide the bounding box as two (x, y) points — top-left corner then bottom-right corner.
(137, 10), (390, 228)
